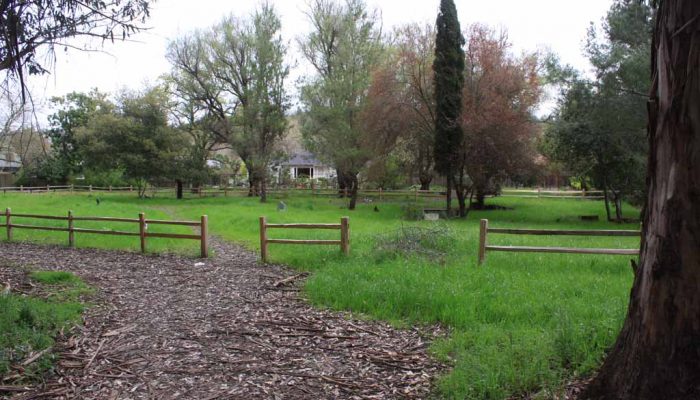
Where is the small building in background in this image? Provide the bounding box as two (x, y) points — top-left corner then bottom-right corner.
(0, 150), (21, 187)
(280, 151), (335, 181)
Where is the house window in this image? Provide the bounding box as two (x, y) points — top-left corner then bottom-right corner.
(296, 167), (312, 178)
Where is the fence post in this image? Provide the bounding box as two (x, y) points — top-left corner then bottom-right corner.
(259, 216), (268, 263)
(46, 184), (50, 193)
(537, 188), (541, 198)
(89, 185), (93, 193)
(68, 210), (74, 247)
(109, 185), (112, 192)
(70, 184), (74, 193)
(129, 185), (133, 192)
(139, 212), (146, 254)
(478, 219), (489, 265)
(340, 216), (350, 256)
(200, 215), (208, 258)
(5, 208), (11, 241)
(20, 185), (23, 193)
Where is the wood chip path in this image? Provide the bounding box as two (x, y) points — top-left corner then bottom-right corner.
(0, 239), (444, 399)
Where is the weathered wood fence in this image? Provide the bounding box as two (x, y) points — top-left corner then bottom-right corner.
(477, 219), (639, 265)
(499, 189), (604, 199)
(2, 208), (208, 258)
(1, 185), (604, 201)
(259, 216), (349, 263)
(0, 185), (135, 194)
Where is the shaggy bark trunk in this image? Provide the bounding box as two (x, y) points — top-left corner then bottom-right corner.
(582, 2), (700, 398)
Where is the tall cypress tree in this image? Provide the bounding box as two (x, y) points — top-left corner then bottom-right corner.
(433, 0), (465, 212)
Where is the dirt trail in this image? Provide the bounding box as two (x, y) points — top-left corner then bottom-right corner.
(0, 239), (443, 399)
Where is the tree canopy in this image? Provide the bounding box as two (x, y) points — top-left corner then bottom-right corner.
(542, 0), (652, 221)
(433, 0), (464, 211)
(298, 0), (383, 209)
(0, 0), (151, 100)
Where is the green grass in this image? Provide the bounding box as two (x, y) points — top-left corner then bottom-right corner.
(0, 191), (640, 398)
(0, 192), (201, 256)
(0, 270), (89, 380)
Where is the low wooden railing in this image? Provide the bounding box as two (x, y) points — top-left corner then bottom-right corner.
(477, 219), (640, 265)
(259, 216), (349, 263)
(499, 188), (604, 199)
(2, 208), (208, 258)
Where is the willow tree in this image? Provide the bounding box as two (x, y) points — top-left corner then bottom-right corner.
(167, 3), (289, 202)
(583, 1), (700, 398)
(298, 0), (383, 210)
(433, 0), (464, 213)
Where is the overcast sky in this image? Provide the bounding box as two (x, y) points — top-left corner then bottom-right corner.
(27, 0), (613, 120)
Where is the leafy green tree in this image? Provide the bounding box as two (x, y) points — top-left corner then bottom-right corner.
(77, 86), (188, 198)
(47, 90), (113, 182)
(543, 0), (652, 221)
(433, 0), (465, 213)
(298, 0), (383, 210)
(166, 3), (289, 202)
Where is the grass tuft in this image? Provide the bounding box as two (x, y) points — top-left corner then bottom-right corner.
(1, 269), (88, 381)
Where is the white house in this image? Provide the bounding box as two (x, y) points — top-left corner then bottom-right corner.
(280, 151), (335, 181)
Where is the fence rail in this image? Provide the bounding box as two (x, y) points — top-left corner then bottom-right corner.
(259, 216), (349, 263)
(3, 208), (208, 257)
(1, 184), (606, 201)
(477, 219), (640, 265)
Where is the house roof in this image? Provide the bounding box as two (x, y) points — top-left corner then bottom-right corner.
(0, 158), (21, 170)
(282, 151), (325, 167)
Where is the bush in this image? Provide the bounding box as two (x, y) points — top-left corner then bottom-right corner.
(401, 203), (425, 221)
(374, 224), (456, 261)
(77, 168), (130, 187)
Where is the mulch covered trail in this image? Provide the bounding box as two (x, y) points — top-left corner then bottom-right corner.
(0, 239), (444, 399)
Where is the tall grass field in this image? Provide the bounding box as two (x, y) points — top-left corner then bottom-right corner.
(0, 191), (640, 399)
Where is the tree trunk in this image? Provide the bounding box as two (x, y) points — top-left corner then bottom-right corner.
(613, 193), (623, 222)
(445, 175), (453, 213)
(260, 174), (267, 203)
(582, 2), (700, 398)
(176, 180), (183, 200)
(419, 172), (432, 191)
(248, 173), (259, 197)
(603, 185), (613, 222)
(472, 189), (486, 210)
(455, 187), (468, 218)
(337, 169), (350, 198)
(348, 173), (359, 210)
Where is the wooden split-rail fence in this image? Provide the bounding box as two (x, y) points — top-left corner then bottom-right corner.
(2, 208), (208, 258)
(477, 219), (640, 265)
(259, 216), (349, 263)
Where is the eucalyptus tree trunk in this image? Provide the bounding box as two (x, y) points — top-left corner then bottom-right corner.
(582, 1), (700, 398)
